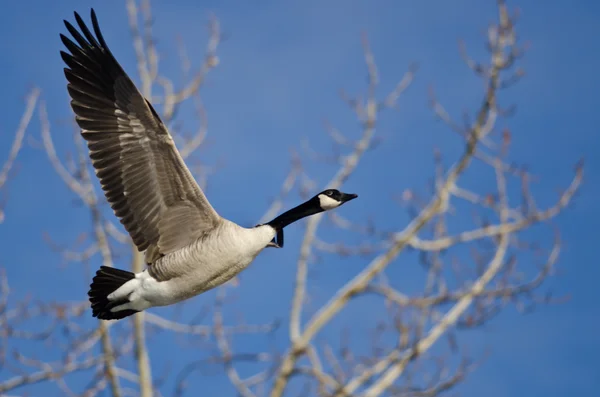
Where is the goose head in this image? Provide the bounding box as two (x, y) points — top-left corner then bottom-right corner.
(313, 189), (358, 210)
(263, 188), (358, 248)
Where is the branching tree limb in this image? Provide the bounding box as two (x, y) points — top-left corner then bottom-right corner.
(0, 88), (39, 224)
(267, 1), (582, 396)
(0, 1), (583, 396)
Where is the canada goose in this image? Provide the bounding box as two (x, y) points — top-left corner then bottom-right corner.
(60, 10), (358, 320)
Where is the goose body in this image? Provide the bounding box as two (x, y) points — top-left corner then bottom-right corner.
(60, 9), (358, 320)
(109, 222), (276, 311)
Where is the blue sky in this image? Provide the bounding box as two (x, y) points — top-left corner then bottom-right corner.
(0, 0), (599, 396)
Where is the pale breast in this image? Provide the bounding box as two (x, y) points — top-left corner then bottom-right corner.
(148, 222), (276, 302)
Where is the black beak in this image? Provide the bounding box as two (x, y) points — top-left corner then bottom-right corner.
(341, 193), (358, 203)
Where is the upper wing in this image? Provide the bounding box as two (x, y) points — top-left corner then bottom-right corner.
(61, 9), (220, 260)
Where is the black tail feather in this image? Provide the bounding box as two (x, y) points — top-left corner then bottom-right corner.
(88, 266), (138, 320)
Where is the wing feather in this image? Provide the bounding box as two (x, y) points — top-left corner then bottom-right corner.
(61, 9), (220, 261)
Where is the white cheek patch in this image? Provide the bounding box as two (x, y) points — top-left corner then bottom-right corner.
(318, 194), (341, 210)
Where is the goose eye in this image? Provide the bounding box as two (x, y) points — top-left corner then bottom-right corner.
(326, 190), (333, 196)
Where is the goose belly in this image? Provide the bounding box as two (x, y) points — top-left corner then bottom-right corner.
(187, 245), (260, 293)
(147, 224), (275, 304)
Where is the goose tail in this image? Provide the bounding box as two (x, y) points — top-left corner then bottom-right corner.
(88, 266), (138, 320)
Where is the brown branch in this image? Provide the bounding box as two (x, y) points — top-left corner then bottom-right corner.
(362, 234), (511, 396)
(213, 288), (259, 397)
(132, 245), (153, 397)
(126, 0), (154, 98)
(145, 311), (276, 336)
(258, 155), (302, 225)
(271, 38), (417, 397)
(409, 166), (582, 252)
(160, 14), (220, 123)
(0, 88), (40, 223)
(269, 2), (573, 395)
(73, 126), (125, 397)
(0, 357), (104, 394)
(39, 101), (91, 201)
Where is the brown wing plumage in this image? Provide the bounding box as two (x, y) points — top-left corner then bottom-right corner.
(61, 9), (220, 260)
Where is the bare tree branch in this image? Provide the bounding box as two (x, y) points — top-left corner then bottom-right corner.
(1, 1), (582, 396)
(0, 88), (39, 224)
(269, 1), (581, 396)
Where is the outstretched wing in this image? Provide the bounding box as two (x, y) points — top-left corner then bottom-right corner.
(61, 9), (220, 261)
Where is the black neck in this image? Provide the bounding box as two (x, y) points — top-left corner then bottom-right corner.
(266, 198), (323, 230)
